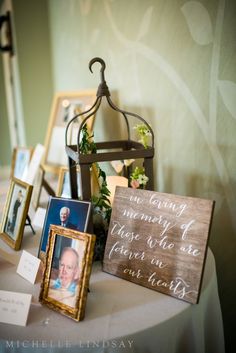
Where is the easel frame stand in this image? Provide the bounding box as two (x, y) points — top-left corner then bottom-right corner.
(65, 57), (155, 201)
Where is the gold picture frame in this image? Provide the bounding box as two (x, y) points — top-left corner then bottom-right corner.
(39, 225), (96, 321)
(0, 178), (33, 250)
(56, 165), (99, 199)
(42, 90), (97, 174)
(56, 166), (81, 199)
(10, 147), (33, 180)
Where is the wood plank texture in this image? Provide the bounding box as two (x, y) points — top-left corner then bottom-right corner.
(103, 187), (214, 304)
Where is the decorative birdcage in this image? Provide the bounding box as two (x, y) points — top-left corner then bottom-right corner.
(65, 57), (154, 202)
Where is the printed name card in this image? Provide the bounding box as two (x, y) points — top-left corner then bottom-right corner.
(0, 290), (32, 326)
(17, 250), (41, 284)
(103, 187), (215, 304)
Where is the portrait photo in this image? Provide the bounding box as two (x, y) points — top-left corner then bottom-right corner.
(10, 147), (33, 180)
(38, 197), (91, 259)
(39, 225), (96, 321)
(48, 234), (86, 308)
(56, 166), (81, 199)
(0, 178), (33, 250)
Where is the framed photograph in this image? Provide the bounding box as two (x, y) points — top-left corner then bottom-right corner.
(0, 178), (33, 250)
(10, 147), (33, 180)
(31, 166), (45, 209)
(38, 197), (92, 260)
(21, 143), (45, 185)
(39, 225), (96, 321)
(56, 165), (99, 200)
(42, 90), (96, 173)
(56, 166), (81, 199)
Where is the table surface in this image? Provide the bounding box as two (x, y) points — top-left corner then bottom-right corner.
(0, 223), (225, 353)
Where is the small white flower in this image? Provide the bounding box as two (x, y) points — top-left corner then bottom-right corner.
(138, 174), (149, 185)
(145, 131), (152, 136)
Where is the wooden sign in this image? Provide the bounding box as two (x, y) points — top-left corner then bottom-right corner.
(103, 187), (215, 304)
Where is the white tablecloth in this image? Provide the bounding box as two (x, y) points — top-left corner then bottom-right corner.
(0, 230), (225, 353)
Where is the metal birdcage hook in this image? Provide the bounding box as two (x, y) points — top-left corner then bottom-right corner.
(89, 57), (106, 84)
(89, 57), (109, 97)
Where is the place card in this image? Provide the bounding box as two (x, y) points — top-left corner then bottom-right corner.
(17, 250), (41, 284)
(0, 290), (32, 326)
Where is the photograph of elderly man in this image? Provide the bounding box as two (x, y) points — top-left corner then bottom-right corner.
(59, 207), (77, 229)
(39, 197), (91, 256)
(49, 246), (80, 307)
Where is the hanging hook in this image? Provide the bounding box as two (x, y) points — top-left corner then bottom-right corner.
(89, 57), (106, 84)
(89, 57), (110, 97)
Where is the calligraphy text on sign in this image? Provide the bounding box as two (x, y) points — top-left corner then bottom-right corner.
(103, 187), (214, 304)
